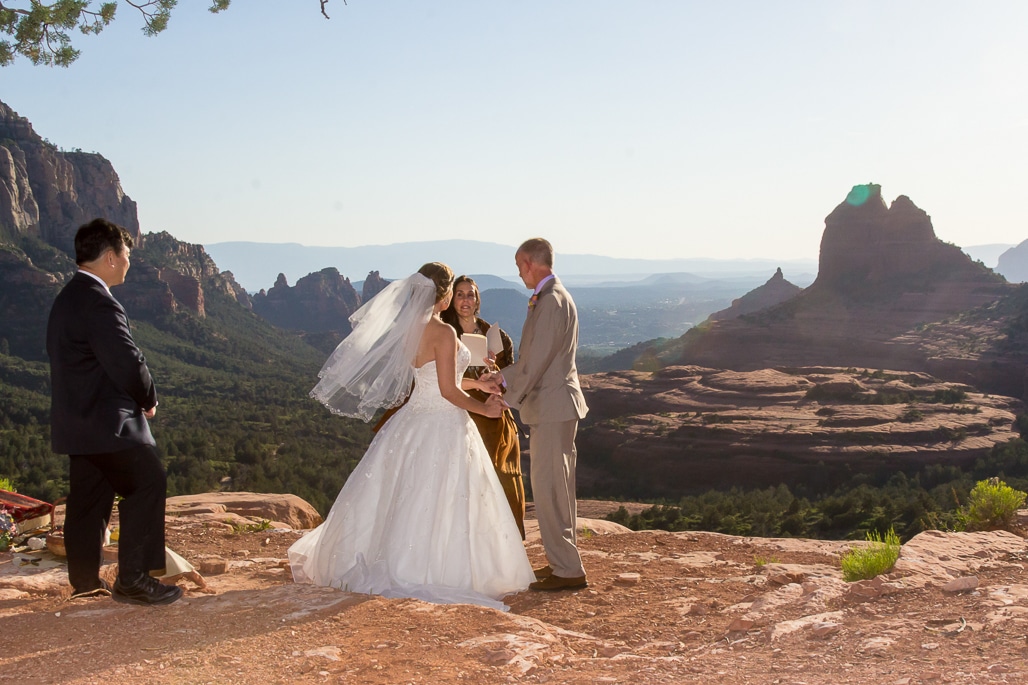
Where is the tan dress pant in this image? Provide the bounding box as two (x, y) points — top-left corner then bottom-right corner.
(528, 419), (585, 578)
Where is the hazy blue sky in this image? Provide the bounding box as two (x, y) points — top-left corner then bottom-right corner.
(3, 1), (1026, 260)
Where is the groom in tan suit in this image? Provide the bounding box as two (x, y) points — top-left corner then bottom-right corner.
(501, 238), (589, 591)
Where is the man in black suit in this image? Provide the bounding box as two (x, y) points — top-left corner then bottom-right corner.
(47, 218), (181, 606)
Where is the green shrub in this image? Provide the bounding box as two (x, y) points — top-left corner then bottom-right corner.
(959, 478), (1027, 532)
(898, 408), (924, 423)
(932, 388), (966, 404)
(0, 476), (14, 492)
(841, 528), (901, 581)
(230, 518), (273, 534)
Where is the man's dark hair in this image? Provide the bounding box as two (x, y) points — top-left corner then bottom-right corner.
(74, 218), (135, 265)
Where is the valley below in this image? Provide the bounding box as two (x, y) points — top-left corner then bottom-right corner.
(578, 365), (1023, 500)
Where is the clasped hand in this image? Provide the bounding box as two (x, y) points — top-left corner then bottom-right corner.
(482, 393), (508, 418)
(477, 369), (504, 395)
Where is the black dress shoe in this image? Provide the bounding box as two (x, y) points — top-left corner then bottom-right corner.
(70, 578), (112, 599)
(529, 574), (588, 591)
(113, 575), (183, 606)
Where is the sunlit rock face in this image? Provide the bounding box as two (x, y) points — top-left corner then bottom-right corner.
(251, 268), (362, 334)
(0, 101), (140, 252)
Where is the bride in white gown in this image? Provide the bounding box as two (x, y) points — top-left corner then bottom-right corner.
(288, 262), (534, 610)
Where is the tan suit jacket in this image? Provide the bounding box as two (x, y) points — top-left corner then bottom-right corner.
(503, 276), (588, 424)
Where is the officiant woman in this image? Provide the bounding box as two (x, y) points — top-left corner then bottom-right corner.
(442, 276), (526, 538)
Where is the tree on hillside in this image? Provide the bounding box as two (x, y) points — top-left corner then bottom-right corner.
(0, 1), (336, 68)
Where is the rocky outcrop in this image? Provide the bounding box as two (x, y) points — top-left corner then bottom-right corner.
(579, 365), (1022, 497)
(165, 492), (323, 530)
(361, 270), (388, 302)
(816, 184), (982, 289)
(115, 260), (178, 320)
(157, 267), (205, 317)
(134, 232), (255, 318)
(641, 185), (1017, 396)
(252, 268), (361, 334)
(708, 267), (802, 321)
(0, 101), (139, 251)
(221, 272), (254, 309)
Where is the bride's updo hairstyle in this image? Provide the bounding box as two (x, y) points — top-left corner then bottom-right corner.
(417, 262), (455, 303)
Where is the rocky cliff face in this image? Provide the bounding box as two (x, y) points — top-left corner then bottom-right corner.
(0, 101), (139, 251)
(0, 102), (258, 334)
(130, 232), (254, 319)
(251, 268), (361, 334)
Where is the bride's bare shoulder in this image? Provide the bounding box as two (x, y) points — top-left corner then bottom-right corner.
(424, 317), (457, 341)
(415, 318), (456, 366)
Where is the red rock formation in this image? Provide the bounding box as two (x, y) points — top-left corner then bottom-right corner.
(816, 184), (982, 289)
(158, 267), (205, 318)
(578, 365), (1021, 497)
(251, 268), (361, 333)
(361, 270), (389, 303)
(116, 261), (178, 319)
(0, 101), (140, 252)
(654, 184), (1015, 396)
(708, 267), (802, 321)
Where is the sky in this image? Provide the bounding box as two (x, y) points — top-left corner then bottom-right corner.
(2, 1), (1027, 261)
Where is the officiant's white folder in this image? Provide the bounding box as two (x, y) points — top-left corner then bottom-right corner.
(463, 325), (504, 366)
(462, 334), (489, 367)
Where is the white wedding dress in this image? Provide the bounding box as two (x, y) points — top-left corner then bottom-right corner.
(289, 344), (534, 610)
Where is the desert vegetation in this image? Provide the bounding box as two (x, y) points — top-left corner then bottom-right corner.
(604, 433), (1028, 541)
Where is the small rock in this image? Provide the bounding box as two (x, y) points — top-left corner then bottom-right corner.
(878, 581), (905, 596)
(615, 573), (641, 585)
(304, 646), (342, 662)
(811, 622), (841, 637)
(727, 618), (754, 632)
(481, 648), (516, 665)
(847, 581), (881, 599)
(198, 559), (231, 575)
(921, 642), (939, 650)
(987, 664), (1011, 674)
(941, 576), (979, 593)
(687, 603), (708, 616)
(768, 571), (805, 585)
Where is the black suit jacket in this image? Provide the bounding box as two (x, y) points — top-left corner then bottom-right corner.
(47, 272), (157, 455)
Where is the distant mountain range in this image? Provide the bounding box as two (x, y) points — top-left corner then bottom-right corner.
(965, 243), (1016, 269)
(203, 240), (821, 293)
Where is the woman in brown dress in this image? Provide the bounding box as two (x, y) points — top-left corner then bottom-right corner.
(441, 276), (526, 539)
